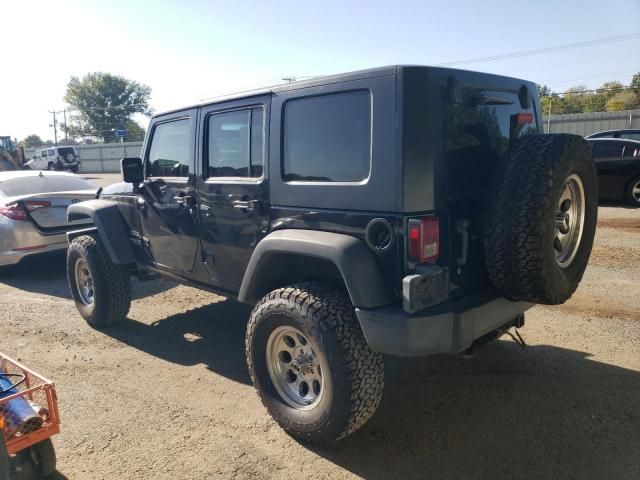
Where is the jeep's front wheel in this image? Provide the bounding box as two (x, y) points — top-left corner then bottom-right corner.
(246, 282), (384, 444)
(67, 235), (131, 327)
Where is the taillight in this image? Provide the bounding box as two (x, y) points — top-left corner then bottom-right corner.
(0, 205), (28, 221)
(515, 112), (533, 125)
(0, 201), (50, 221)
(408, 217), (439, 263)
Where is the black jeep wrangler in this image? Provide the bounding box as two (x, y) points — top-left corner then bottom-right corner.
(65, 66), (597, 443)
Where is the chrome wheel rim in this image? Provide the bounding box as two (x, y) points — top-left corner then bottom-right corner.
(266, 325), (324, 410)
(632, 180), (640, 203)
(554, 174), (585, 268)
(74, 258), (94, 305)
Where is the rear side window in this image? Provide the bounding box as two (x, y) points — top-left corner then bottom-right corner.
(623, 143), (640, 157)
(148, 118), (192, 177)
(592, 142), (624, 159)
(207, 107), (264, 178)
(283, 91), (371, 182)
(620, 132), (640, 141)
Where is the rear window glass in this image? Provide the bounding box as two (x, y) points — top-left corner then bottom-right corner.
(0, 175), (93, 197)
(443, 88), (539, 196)
(57, 147), (76, 157)
(620, 132), (640, 141)
(283, 91), (371, 182)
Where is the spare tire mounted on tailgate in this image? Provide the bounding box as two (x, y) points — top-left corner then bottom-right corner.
(484, 134), (598, 305)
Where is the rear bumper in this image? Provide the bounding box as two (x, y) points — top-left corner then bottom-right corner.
(0, 222), (67, 266)
(355, 291), (533, 357)
(0, 240), (67, 266)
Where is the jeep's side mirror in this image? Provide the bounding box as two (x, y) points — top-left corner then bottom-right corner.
(121, 157), (143, 184)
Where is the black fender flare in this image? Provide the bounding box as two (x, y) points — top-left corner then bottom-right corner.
(238, 229), (391, 308)
(67, 199), (136, 265)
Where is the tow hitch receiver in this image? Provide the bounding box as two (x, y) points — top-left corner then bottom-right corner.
(461, 314), (526, 357)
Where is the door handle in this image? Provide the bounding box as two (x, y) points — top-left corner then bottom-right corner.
(199, 204), (212, 216)
(174, 195), (194, 206)
(232, 199), (259, 211)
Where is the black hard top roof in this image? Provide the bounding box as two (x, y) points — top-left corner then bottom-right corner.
(154, 65), (533, 118)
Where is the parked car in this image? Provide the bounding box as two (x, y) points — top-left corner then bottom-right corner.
(585, 128), (640, 142)
(586, 137), (640, 206)
(65, 65), (598, 444)
(24, 146), (80, 173)
(0, 171), (95, 269)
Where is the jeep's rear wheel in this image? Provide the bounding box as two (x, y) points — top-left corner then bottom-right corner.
(485, 134), (598, 305)
(67, 234), (131, 327)
(246, 282), (384, 444)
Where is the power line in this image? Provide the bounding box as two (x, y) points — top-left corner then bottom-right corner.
(435, 33), (640, 67)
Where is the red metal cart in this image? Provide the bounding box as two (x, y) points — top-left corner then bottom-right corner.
(0, 352), (60, 478)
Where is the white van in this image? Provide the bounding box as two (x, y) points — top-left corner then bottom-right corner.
(25, 146), (80, 173)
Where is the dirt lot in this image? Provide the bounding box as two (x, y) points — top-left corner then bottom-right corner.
(1, 173), (639, 479)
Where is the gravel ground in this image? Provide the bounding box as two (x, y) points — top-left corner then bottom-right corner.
(0, 174), (638, 479)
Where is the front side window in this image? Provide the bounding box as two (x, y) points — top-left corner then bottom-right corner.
(47, 149), (55, 157)
(148, 118), (192, 177)
(207, 107), (264, 178)
(283, 91), (371, 182)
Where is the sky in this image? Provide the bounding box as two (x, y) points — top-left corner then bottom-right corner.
(2, 0), (639, 142)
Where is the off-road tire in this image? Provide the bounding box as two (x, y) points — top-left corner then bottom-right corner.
(246, 282), (384, 444)
(484, 134), (598, 305)
(47, 162), (55, 171)
(624, 175), (640, 207)
(30, 438), (56, 477)
(67, 234), (131, 327)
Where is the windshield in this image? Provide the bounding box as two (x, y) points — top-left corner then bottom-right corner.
(0, 174), (94, 197)
(0, 137), (12, 150)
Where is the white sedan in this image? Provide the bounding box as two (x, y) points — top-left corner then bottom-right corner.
(0, 171), (96, 269)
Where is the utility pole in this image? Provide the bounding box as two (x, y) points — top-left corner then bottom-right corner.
(546, 97), (552, 134)
(63, 109), (68, 145)
(48, 110), (58, 146)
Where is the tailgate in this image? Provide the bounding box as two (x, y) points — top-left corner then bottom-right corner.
(18, 191), (95, 232)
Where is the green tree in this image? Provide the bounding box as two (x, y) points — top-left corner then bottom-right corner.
(537, 84), (552, 97)
(606, 90), (640, 111)
(630, 72), (640, 96)
(18, 134), (45, 148)
(64, 72), (152, 143)
(597, 81), (624, 96)
(123, 119), (146, 142)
